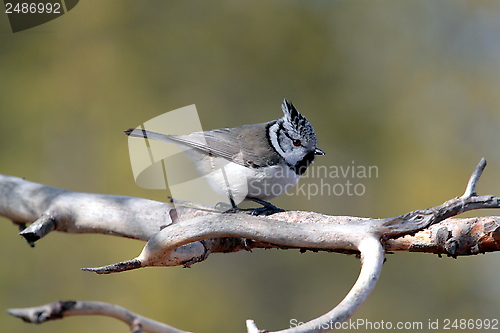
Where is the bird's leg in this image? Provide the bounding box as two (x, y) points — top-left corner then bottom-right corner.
(214, 183), (240, 212)
(247, 198), (285, 216)
(216, 198), (284, 216)
(216, 167), (241, 212)
(218, 169), (284, 215)
(229, 196), (237, 209)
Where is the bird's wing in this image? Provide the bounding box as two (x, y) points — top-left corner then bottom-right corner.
(125, 124), (280, 167)
(169, 129), (244, 161)
(171, 127), (276, 167)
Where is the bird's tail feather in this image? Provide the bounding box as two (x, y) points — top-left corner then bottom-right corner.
(123, 128), (173, 144)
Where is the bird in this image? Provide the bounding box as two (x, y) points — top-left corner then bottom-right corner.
(124, 99), (324, 213)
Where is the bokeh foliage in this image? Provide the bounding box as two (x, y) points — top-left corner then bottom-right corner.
(1, 1), (500, 332)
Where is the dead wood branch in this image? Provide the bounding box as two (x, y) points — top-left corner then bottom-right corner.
(3, 158), (500, 333)
(7, 300), (190, 333)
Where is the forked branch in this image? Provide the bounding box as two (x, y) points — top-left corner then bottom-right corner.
(7, 301), (190, 333)
(6, 238), (385, 333)
(3, 158), (500, 333)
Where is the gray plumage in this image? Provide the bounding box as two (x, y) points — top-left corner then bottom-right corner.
(125, 99), (324, 205)
(140, 123), (281, 168)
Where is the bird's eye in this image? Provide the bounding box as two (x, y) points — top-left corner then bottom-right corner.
(292, 139), (301, 146)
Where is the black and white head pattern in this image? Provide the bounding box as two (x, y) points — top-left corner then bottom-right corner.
(268, 99), (324, 175)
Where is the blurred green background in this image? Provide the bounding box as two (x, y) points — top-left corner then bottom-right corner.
(1, 1), (500, 332)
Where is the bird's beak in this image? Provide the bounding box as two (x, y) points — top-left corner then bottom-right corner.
(314, 148), (325, 156)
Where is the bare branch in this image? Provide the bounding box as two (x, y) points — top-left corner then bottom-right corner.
(83, 212), (375, 272)
(2, 158), (500, 333)
(380, 194), (500, 239)
(7, 301), (191, 333)
(385, 216), (500, 257)
(258, 236), (385, 333)
(10, 237), (385, 333)
(0, 174), (173, 242)
(461, 157), (487, 198)
(246, 320), (260, 333)
(19, 211), (57, 245)
(2, 159), (500, 271)
(82, 191), (500, 274)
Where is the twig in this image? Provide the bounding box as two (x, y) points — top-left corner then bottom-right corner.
(83, 187), (500, 274)
(7, 300), (191, 333)
(381, 159), (499, 239)
(19, 211), (57, 246)
(246, 320), (261, 333)
(461, 157), (487, 198)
